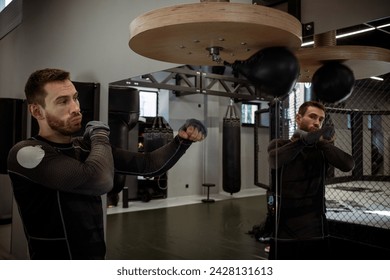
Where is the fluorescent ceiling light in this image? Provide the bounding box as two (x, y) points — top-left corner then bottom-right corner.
(370, 76), (384, 81)
(301, 26), (377, 47)
(376, 23), (390, 29)
(302, 41), (314, 47)
(336, 27), (375, 39)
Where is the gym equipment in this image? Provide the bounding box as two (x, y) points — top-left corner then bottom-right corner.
(201, 183), (216, 203)
(228, 47), (300, 98)
(0, 98), (26, 222)
(312, 62), (355, 103)
(143, 116), (173, 153)
(138, 116), (173, 202)
(108, 86), (140, 207)
(129, 1), (302, 66)
(295, 30), (390, 83)
(108, 87), (140, 131)
(128, 1), (389, 88)
(0, 98), (27, 173)
(222, 100), (241, 194)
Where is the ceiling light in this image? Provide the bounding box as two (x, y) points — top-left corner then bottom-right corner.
(370, 76), (384, 81)
(336, 27), (375, 39)
(377, 23), (390, 29)
(301, 27), (376, 47)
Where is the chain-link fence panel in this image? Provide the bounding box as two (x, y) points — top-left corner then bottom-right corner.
(324, 74), (390, 231)
(255, 75), (390, 249)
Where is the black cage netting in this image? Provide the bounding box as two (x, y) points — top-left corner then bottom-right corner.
(256, 73), (390, 241)
(323, 74), (390, 230)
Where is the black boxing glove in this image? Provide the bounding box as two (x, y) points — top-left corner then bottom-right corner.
(84, 121), (110, 140)
(301, 126), (335, 145)
(301, 129), (323, 145)
(179, 119), (208, 139)
(321, 126), (335, 140)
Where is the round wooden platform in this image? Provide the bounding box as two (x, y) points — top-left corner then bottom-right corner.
(129, 2), (302, 66)
(296, 45), (390, 82)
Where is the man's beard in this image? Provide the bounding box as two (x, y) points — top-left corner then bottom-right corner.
(46, 111), (82, 136)
(299, 122), (318, 132)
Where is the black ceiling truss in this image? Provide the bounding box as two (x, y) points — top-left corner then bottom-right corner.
(110, 65), (263, 101)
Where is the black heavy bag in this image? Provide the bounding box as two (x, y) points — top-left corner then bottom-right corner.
(108, 86), (140, 206)
(142, 116), (173, 199)
(143, 116), (174, 152)
(0, 98), (26, 174)
(108, 115), (131, 205)
(223, 101), (241, 194)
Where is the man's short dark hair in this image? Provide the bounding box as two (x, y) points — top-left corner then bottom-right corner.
(25, 68), (70, 106)
(298, 101), (326, 116)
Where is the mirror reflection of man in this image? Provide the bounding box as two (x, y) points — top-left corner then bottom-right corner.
(267, 101), (355, 260)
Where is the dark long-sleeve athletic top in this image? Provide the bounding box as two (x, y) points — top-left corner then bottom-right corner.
(7, 133), (192, 259)
(268, 137), (354, 240)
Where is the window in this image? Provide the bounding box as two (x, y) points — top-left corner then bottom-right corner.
(0, 0), (13, 12)
(241, 103), (259, 126)
(139, 90), (157, 117)
(241, 101), (269, 127)
(257, 108), (270, 127)
(287, 83), (305, 138)
(0, 0), (22, 40)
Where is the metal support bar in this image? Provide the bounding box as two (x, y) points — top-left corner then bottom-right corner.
(110, 66), (264, 101)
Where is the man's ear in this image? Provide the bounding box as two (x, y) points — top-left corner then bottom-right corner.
(295, 113), (302, 123)
(29, 104), (44, 120)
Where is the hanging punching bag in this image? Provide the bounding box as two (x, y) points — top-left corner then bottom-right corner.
(141, 116), (173, 201)
(223, 100), (241, 194)
(312, 62), (355, 103)
(108, 86), (140, 206)
(0, 98), (26, 174)
(143, 116), (174, 153)
(227, 47), (300, 98)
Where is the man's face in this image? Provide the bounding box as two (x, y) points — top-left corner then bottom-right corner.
(41, 80), (82, 136)
(296, 106), (325, 132)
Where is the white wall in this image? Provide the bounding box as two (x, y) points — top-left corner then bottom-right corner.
(0, 0), (199, 117)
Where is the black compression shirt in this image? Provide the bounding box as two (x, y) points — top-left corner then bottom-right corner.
(268, 137), (355, 240)
(7, 134), (192, 259)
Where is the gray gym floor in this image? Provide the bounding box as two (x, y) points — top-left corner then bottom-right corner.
(106, 190), (268, 260)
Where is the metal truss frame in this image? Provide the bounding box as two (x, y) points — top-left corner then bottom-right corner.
(109, 65), (269, 101)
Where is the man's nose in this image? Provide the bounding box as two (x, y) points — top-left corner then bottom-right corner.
(70, 99), (80, 114)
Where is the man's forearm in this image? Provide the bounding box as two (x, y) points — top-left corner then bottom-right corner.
(316, 141), (355, 172)
(268, 139), (305, 169)
(113, 135), (192, 176)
